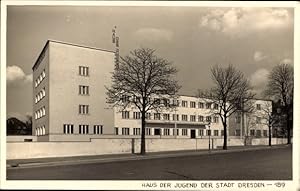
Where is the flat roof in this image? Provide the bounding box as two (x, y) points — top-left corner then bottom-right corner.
(32, 39), (115, 70)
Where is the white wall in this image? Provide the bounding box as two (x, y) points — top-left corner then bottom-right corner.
(7, 138), (289, 160)
(6, 136), (37, 142)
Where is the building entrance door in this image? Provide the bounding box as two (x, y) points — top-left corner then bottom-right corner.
(190, 129), (196, 139)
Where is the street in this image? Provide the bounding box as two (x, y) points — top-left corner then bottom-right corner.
(7, 146), (292, 180)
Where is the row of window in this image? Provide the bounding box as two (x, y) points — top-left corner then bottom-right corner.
(235, 116), (262, 124)
(122, 111), (219, 123)
(120, 95), (219, 110)
(115, 127), (222, 136)
(250, 129), (268, 137)
(35, 106), (46, 119)
(63, 124), (103, 134)
(35, 87), (46, 103)
(35, 69), (46, 87)
(35, 126), (46, 136)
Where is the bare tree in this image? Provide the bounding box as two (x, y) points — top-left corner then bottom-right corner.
(264, 63), (293, 144)
(106, 48), (180, 155)
(198, 65), (254, 150)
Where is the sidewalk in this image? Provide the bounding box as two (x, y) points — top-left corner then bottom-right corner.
(7, 144), (290, 169)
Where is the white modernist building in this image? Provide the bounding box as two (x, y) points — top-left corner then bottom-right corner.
(32, 40), (271, 142)
(32, 40), (115, 141)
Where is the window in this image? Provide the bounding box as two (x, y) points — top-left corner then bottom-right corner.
(206, 130), (211, 136)
(199, 129), (204, 136)
(133, 112), (141, 119)
(190, 101), (196, 108)
(163, 114), (170, 120)
(79, 105), (89, 114)
(206, 116), (211, 122)
(256, 130), (261, 137)
(172, 99), (179, 106)
(115, 127), (119, 135)
(154, 98), (161, 105)
(94, 125), (103, 134)
(121, 95), (130, 103)
(154, 128), (161, 135)
(63, 124), (74, 134)
(190, 115), (196, 122)
(263, 130), (268, 137)
(198, 115), (204, 122)
(221, 130), (224, 136)
(235, 129), (241, 136)
(79, 85), (89, 95)
(146, 128), (151, 135)
(133, 96), (141, 103)
(214, 130), (219, 136)
(256, 104), (261, 110)
(163, 128), (170, 136)
(214, 103), (219, 110)
(122, 128), (130, 135)
(36, 125), (46, 136)
(79, 125), (89, 134)
(35, 106), (46, 119)
(206, 103), (212, 109)
(198, 102), (204, 108)
(35, 69), (46, 88)
(182, 100), (188, 107)
(250, 129), (255, 136)
(182, 114), (188, 121)
(182, 129), (188, 136)
(133, 128), (141, 135)
(256, 117), (261, 123)
(154, 113), (161, 120)
(162, 99), (170, 107)
(173, 114), (179, 121)
(235, 115), (241, 123)
(79, 66), (89, 76)
(173, 129), (179, 136)
(146, 113), (151, 120)
(35, 88), (46, 103)
(213, 116), (219, 123)
(122, 111), (130, 119)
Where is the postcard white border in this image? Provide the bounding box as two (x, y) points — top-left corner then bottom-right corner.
(1, 1), (299, 190)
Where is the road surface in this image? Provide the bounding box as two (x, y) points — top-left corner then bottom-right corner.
(7, 145), (292, 180)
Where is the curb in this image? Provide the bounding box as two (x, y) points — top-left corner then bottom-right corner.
(7, 145), (290, 169)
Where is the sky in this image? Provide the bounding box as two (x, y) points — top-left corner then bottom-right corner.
(5, 5), (294, 121)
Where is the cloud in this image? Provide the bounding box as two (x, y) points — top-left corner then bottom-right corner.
(250, 68), (270, 95)
(280, 58), (293, 65)
(254, 51), (268, 62)
(200, 8), (292, 37)
(7, 65), (32, 86)
(134, 28), (173, 43)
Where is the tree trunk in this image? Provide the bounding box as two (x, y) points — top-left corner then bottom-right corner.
(286, 111), (291, 144)
(140, 105), (146, 155)
(268, 124), (272, 146)
(223, 116), (227, 150)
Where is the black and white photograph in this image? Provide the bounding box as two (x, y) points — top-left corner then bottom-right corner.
(0, 1), (299, 190)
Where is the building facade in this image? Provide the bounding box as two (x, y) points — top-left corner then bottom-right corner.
(114, 95), (223, 139)
(32, 40), (271, 142)
(32, 40), (115, 141)
(228, 99), (272, 139)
